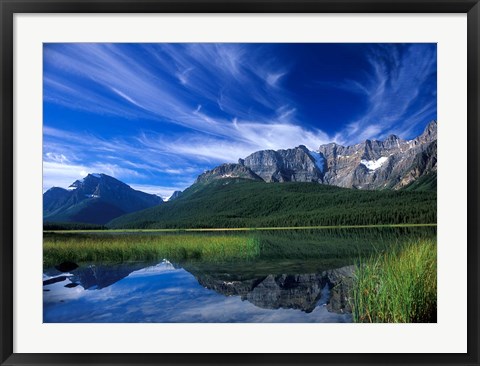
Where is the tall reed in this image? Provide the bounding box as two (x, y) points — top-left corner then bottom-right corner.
(44, 233), (260, 266)
(351, 239), (437, 323)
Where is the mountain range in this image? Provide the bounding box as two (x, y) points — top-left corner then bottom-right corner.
(44, 121), (437, 227)
(197, 120), (437, 190)
(43, 173), (163, 225)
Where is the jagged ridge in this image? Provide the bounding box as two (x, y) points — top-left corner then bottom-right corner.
(197, 120), (437, 190)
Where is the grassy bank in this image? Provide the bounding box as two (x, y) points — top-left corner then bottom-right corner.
(351, 239), (437, 323)
(43, 233), (260, 267)
(44, 223), (437, 233)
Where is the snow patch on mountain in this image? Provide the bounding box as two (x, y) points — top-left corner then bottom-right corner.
(360, 157), (389, 171)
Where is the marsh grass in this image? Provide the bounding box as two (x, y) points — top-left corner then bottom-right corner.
(43, 233), (260, 267)
(351, 239), (437, 323)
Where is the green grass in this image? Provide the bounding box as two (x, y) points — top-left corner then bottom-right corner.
(351, 239), (437, 323)
(43, 227), (436, 280)
(43, 233), (260, 267)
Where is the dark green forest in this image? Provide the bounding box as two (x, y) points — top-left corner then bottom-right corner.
(43, 222), (107, 230)
(403, 171), (437, 191)
(107, 178), (436, 229)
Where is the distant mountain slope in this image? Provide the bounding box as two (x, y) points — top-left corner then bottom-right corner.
(107, 178), (436, 229)
(43, 173), (163, 225)
(403, 171), (437, 192)
(168, 191), (183, 201)
(196, 120), (437, 190)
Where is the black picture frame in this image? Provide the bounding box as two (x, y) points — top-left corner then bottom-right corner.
(1, 1), (479, 365)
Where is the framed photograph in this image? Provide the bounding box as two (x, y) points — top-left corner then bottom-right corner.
(1, 1), (479, 365)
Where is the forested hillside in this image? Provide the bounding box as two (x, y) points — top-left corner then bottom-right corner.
(108, 179), (436, 229)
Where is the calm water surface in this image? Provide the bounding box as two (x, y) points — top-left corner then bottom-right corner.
(43, 227), (436, 323)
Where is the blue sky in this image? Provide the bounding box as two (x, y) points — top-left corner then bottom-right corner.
(43, 43), (437, 199)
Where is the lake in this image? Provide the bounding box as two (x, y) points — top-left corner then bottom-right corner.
(43, 227), (436, 323)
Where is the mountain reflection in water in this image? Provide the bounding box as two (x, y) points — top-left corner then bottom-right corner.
(43, 260), (352, 323)
(43, 227), (437, 322)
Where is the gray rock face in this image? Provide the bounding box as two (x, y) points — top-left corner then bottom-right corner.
(322, 265), (355, 314)
(195, 163), (263, 184)
(240, 145), (324, 183)
(195, 275), (262, 297)
(193, 265), (356, 314)
(198, 120), (437, 190)
(319, 121), (437, 189)
(415, 120), (437, 144)
(245, 274), (325, 313)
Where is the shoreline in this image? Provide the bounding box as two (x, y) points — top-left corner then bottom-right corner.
(44, 223), (437, 234)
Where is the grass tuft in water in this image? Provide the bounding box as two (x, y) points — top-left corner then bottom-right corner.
(351, 239), (437, 323)
(43, 233), (260, 267)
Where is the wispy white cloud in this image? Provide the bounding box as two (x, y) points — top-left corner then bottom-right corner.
(231, 120), (330, 151)
(44, 44), (305, 136)
(266, 72), (286, 87)
(139, 118), (331, 165)
(43, 126), (205, 194)
(43, 161), (89, 191)
(45, 152), (69, 164)
(110, 87), (145, 108)
(333, 44), (436, 144)
(175, 67), (194, 85)
(43, 43), (436, 194)
(276, 106), (296, 122)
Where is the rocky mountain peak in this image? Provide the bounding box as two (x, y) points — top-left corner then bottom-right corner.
(296, 145), (309, 152)
(382, 134), (404, 150)
(195, 163), (263, 184)
(69, 173), (129, 195)
(44, 173), (163, 225)
(242, 146), (324, 183)
(417, 120), (437, 144)
(386, 134), (400, 140)
(384, 134), (400, 144)
(193, 120), (437, 191)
